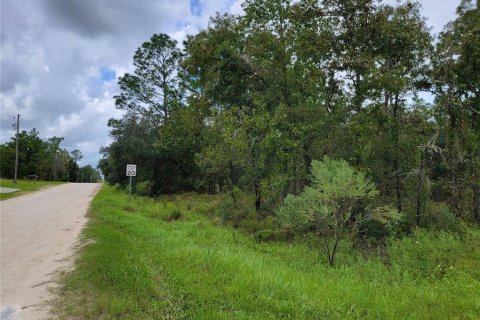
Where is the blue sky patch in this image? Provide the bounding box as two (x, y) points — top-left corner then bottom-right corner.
(190, 0), (201, 16)
(86, 66), (116, 98)
(99, 66), (116, 82)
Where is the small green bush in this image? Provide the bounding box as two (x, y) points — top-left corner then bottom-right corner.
(360, 205), (405, 244)
(254, 229), (293, 242)
(238, 215), (277, 233)
(425, 202), (458, 231)
(278, 156), (378, 266)
(218, 191), (253, 226)
(135, 180), (155, 196)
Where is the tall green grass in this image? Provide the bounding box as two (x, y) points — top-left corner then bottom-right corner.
(53, 185), (480, 319)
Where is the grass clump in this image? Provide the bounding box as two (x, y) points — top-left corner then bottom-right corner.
(163, 209), (183, 222)
(52, 185), (480, 319)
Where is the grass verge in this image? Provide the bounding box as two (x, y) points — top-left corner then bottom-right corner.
(52, 185), (480, 319)
(0, 178), (64, 200)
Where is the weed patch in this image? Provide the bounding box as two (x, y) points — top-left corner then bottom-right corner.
(163, 210), (183, 222)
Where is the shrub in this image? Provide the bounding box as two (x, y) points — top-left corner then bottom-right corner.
(254, 229), (293, 242)
(135, 180), (154, 196)
(277, 156), (378, 266)
(218, 191), (253, 226)
(425, 202), (458, 231)
(254, 229), (276, 242)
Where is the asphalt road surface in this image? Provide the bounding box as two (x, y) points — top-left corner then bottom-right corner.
(1, 183), (100, 320)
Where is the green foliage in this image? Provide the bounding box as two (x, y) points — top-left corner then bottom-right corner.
(388, 227), (480, 281)
(425, 202), (459, 231)
(0, 129), (90, 182)
(102, 33), (203, 195)
(100, 0), (480, 225)
(135, 180), (154, 197)
(278, 156), (378, 265)
(217, 189), (255, 226)
(431, 0), (480, 220)
(369, 205), (404, 236)
(253, 228), (292, 243)
(77, 165), (102, 183)
(115, 33), (183, 119)
(53, 186), (480, 319)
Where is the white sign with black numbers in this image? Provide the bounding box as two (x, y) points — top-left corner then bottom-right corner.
(126, 164), (137, 176)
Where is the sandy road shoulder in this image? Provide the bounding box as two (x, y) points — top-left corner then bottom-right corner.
(1, 183), (101, 320)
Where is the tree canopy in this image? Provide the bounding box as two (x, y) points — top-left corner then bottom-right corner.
(99, 0), (480, 227)
(1, 129), (100, 182)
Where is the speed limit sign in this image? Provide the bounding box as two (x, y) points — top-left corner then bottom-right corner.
(126, 164), (137, 176)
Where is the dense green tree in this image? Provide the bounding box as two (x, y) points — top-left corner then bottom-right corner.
(100, 0), (478, 229)
(102, 33), (202, 194)
(115, 33), (183, 122)
(432, 0), (480, 221)
(78, 165), (102, 183)
(99, 113), (158, 188)
(0, 129), (85, 182)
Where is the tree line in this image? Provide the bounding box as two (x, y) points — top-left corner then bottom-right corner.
(99, 0), (479, 230)
(0, 129), (101, 182)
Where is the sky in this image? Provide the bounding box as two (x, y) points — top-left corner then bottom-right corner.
(0, 0), (460, 167)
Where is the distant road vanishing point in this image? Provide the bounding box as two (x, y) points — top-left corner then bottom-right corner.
(1, 183), (100, 320)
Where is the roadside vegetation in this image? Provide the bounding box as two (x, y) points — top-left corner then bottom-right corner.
(100, 0), (480, 226)
(54, 0), (479, 318)
(0, 129), (101, 183)
(0, 178), (64, 200)
(53, 185), (480, 319)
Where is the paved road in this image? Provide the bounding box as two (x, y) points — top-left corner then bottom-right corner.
(0, 183), (100, 320)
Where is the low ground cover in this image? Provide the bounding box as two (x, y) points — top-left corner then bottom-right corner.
(53, 185), (480, 319)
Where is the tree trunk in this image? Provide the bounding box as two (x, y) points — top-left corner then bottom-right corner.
(474, 183), (480, 223)
(228, 161), (237, 209)
(415, 151), (425, 226)
(393, 93), (402, 212)
(254, 179), (261, 211)
(447, 102), (459, 216)
(249, 142), (262, 212)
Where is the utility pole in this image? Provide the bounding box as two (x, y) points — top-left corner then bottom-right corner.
(13, 114), (20, 183)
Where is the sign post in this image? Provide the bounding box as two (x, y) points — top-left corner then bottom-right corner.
(126, 164), (137, 201)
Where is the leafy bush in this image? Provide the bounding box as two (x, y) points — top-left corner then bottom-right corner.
(254, 229), (293, 242)
(135, 180), (155, 196)
(254, 229), (276, 242)
(218, 191), (254, 226)
(357, 205), (406, 251)
(237, 215), (276, 233)
(278, 156), (378, 266)
(425, 202), (459, 231)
